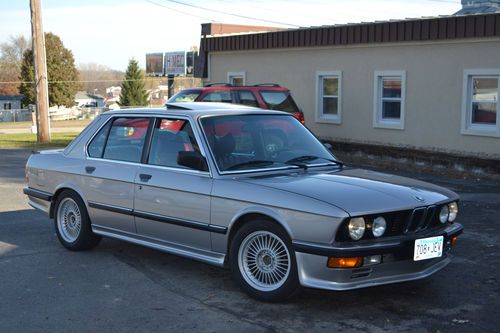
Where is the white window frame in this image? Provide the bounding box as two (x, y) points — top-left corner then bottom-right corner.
(461, 69), (500, 137)
(227, 71), (246, 86)
(373, 70), (406, 130)
(315, 71), (342, 124)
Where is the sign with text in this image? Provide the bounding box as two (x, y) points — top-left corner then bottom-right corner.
(164, 51), (186, 75)
(146, 53), (164, 76)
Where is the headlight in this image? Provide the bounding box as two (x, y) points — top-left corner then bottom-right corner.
(439, 205), (449, 223)
(348, 217), (365, 240)
(372, 216), (386, 237)
(448, 202), (458, 222)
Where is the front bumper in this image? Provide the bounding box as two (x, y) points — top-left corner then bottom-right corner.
(293, 222), (463, 291)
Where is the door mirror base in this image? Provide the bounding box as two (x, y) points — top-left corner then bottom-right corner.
(177, 151), (209, 172)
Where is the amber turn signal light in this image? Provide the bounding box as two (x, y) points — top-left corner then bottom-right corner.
(327, 257), (363, 268)
(450, 236), (458, 247)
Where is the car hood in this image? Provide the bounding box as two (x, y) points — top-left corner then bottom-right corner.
(238, 168), (458, 216)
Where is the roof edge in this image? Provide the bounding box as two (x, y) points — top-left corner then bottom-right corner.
(201, 13), (500, 52)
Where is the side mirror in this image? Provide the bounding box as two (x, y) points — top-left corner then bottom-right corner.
(177, 151), (209, 172)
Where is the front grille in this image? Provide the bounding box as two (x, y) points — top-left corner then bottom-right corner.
(403, 205), (437, 234)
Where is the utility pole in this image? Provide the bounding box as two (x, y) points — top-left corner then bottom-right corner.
(30, 0), (50, 143)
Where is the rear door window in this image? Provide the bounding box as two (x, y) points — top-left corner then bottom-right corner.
(102, 117), (150, 163)
(201, 90), (233, 103)
(260, 91), (300, 113)
(237, 90), (259, 107)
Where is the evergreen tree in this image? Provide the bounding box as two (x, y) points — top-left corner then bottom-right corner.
(19, 32), (80, 107)
(119, 59), (149, 106)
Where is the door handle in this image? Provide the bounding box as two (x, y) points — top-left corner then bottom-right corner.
(139, 173), (152, 182)
(85, 166), (96, 174)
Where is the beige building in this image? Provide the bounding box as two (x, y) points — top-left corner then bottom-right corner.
(195, 14), (500, 165)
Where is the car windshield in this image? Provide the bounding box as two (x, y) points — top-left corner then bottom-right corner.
(201, 114), (339, 172)
(168, 90), (201, 103)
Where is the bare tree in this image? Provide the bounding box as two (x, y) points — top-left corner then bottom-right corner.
(78, 62), (124, 96)
(0, 35), (30, 69)
(0, 35), (30, 95)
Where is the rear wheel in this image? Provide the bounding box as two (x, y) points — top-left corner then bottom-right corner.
(54, 190), (101, 251)
(229, 220), (299, 301)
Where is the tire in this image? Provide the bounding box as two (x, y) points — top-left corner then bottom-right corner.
(229, 220), (300, 301)
(53, 190), (101, 251)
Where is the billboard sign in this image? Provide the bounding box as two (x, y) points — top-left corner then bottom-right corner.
(165, 51), (186, 75)
(146, 53), (164, 76)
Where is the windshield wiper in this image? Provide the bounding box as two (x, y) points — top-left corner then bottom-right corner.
(225, 160), (276, 171)
(285, 155), (343, 169)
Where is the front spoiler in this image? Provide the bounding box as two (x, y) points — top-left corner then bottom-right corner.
(296, 252), (451, 291)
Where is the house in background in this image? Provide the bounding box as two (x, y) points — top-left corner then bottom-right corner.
(105, 86), (121, 109)
(75, 91), (105, 108)
(0, 95), (31, 122)
(455, 0), (500, 15)
(195, 13), (500, 175)
(0, 95), (23, 110)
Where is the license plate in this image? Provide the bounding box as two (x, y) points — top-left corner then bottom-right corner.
(414, 236), (443, 261)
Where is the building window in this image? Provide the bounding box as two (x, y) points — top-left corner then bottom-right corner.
(461, 69), (500, 137)
(227, 72), (245, 86)
(373, 71), (406, 130)
(3, 103), (12, 110)
(316, 71), (341, 124)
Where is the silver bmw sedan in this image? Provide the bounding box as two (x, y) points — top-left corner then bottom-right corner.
(24, 103), (463, 301)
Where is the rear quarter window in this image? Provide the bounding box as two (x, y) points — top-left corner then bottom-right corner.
(201, 90), (233, 103)
(237, 90), (259, 107)
(87, 119), (112, 158)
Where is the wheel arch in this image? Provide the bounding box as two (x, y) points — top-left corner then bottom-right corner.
(226, 208), (293, 256)
(49, 183), (87, 218)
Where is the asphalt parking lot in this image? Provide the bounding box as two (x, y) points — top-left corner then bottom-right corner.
(1, 148), (499, 333)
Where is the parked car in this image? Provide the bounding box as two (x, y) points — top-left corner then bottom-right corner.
(24, 102), (463, 301)
(167, 83), (305, 124)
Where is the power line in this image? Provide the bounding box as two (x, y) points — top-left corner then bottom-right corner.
(156, 0), (461, 29)
(0, 78), (160, 84)
(159, 0), (301, 28)
(143, 0), (214, 21)
(210, 0), (344, 25)
(423, 0), (460, 3)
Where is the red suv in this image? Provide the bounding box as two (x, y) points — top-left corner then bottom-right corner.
(167, 83), (305, 124)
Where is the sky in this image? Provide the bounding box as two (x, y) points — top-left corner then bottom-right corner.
(0, 0), (461, 71)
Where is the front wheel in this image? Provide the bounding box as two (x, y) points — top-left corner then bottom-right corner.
(229, 220), (299, 301)
(54, 190), (101, 251)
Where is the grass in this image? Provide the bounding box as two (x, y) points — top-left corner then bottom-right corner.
(0, 119), (91, 129)
(0, 132), (78, 149)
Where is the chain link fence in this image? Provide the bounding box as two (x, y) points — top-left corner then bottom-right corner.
(0, 105), (169, 123)
(0, 109), (32, 122)
(0, 107), (109, 123)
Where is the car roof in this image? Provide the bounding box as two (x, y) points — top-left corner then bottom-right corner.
(103, 102), (289, 119)
(175, 85), (289, 92)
